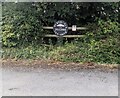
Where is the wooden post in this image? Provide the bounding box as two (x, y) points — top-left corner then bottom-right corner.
(57, 36), (63, 46)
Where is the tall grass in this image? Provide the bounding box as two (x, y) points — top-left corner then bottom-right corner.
(2, 37), (120, 64)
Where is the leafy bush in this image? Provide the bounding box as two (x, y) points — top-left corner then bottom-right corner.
(1, 2), (120, 64)
(2, 36), (120, 64)
(84, 20), (120, 63)
(1, 2), (119, 47)
(2, 3), (43, 47)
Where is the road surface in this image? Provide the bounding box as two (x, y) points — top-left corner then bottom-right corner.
(1, 67), (118, 96)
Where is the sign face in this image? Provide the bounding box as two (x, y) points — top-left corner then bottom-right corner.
(72, 25), (77, 31)
(53, 20), (68, 36)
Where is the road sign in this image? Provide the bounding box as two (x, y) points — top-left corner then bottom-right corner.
(72, 25), (77, 31)
(53, 20), (68, 36)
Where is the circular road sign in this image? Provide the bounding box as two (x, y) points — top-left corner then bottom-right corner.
(53, 20), (68, 36)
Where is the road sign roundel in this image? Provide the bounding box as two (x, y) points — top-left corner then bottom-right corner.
(53, 20), (68, 36)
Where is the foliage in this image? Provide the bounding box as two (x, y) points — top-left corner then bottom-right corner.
(86, 19), (119, 39)
(2, 2), (43, 46)
(1, 2), (119, 47)
(1, 2), (120, 64)
(2, 36), (120, 64)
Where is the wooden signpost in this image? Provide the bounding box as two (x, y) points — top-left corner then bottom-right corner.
(53, 20), (68, 45)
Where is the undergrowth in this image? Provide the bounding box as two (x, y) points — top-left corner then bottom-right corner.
(2, 36), (120, 64)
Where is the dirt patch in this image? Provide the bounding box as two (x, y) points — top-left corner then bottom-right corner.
(1, 59), (119, 71)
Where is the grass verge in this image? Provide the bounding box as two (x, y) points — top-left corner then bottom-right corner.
(2, 39), (120, 64)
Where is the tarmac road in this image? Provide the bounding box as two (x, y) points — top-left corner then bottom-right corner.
(1, 67), (118, 96)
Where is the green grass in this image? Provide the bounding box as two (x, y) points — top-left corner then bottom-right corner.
(2, 38), (120, 64)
